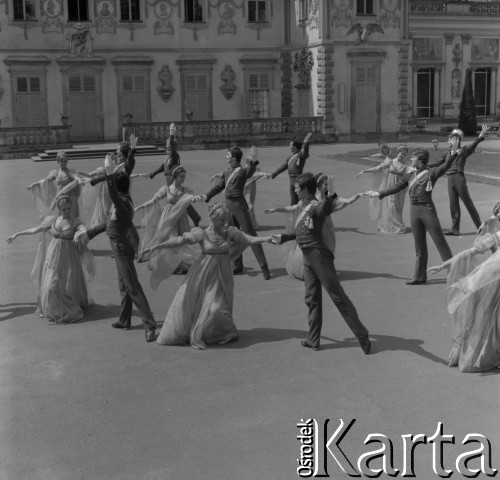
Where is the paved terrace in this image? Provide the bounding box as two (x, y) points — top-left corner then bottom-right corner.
(0, 136), (499, 479)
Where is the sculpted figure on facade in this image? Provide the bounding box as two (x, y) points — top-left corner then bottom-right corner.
(220, 65), (237, 99)
(293, 48), (314, 88)
(217, 1), (237, 35)
(157, 65), (175, 102)
(451, 68), (461, 98)
(331, 0), (353, 27)
(68, 24), (93, 57)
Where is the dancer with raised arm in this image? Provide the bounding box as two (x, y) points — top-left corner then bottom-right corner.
(86, 153), (157, 342)
(265, 172), (361, 280)
(428, 232), (500, 372)
(271, 173), (371, 353)
(429, 124), (489, 236)
(363, 144), (459, 285)
(142, 203), (273, 350)
(193, 146), (271, 279)
(27, 151), (87, 220)
(141, 123), (201, 227)
(357, 145), (410, 233)
(7, 195), (94, 324)
(268, 133), (312, 205)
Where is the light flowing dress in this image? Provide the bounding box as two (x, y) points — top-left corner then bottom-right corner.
(30, 168), (84, 220)
(137, 185), (200, 290)
(369, 157), (409, 233)
(445, 232), (500, 372)
(156, 226), (253, 349)
(31, 216), (95, 323)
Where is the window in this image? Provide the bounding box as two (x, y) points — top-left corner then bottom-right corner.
(14, 76), (46, 127)
(474, 68), (491, 116)
(13, 0), (36, 20)
(120, 0), (140, 21)
(184, 0), (204, 22)
(356, 0), (374, 15)
(248, 0), (267, 22)
(183, 73), (211, 120)
(296, 0), (308, 22)
(248, 73), (270, 118)
(67, 0), (89, 21)
(416, 68), (435, 118)
(119, 75), (148, 122)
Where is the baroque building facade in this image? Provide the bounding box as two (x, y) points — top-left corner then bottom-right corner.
(0, 0), (499, 144)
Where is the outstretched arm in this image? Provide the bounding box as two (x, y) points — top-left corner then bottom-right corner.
(332, 193), (362, 212)
(142, 231), (200, 255)
(357, 157), (391, 178)
(265, 205), (298, 214)
(7, 225), (46, 243)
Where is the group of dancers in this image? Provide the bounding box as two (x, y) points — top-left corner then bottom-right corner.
(7, 123), (500, 372)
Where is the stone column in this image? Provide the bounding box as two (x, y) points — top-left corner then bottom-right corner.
(397, 42), (410, 134)
(316, 43), (335, 134)
(280, 49), (293, 118)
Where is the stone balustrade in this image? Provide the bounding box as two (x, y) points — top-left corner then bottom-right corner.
(0, 125), (71, 150)
(123, 117), (325, 146)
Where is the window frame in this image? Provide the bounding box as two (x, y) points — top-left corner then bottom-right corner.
(415, 67), (435, 119)
(356, 0), (375, 16)
(12, 0), (37, 21)
(248, 0), (268, 23)
(119, 0), (141, 22)
(184, 0), (205, 23)
(473, 67), (492, 117)
(67, 0), (89, 22)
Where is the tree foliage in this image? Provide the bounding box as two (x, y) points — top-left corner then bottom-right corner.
(458, 68), (477, 135)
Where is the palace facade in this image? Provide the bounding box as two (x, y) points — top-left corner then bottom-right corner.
(0, 0), (499, 147)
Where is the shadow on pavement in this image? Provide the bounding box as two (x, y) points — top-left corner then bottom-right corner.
(338, 270), (407, 281)
(335, 226), (377, 235)
(78, 303), (123, 324)
(0, 302), (37, 321)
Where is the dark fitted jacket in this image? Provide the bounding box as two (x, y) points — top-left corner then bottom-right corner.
(148, 136), (180, 179)
(90, 149), (136, 186)
(379, 152), (457, 204)
(204, 158), (259, 202)
(270, 143), (310, 179)
(280, 194), (338, 250)
(428, 136), (483, 175)
(104, 174), (134, 238)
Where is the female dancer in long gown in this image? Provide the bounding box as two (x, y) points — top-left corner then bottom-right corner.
(135, 166), (200, 286)
(357, 145), (410, 233)
(142, 203), (273, 349)
(265, 174), (361, 280)
(7, 196), (94, 324)
(428, 232), (500, 372)
(27, 152), (87, 220)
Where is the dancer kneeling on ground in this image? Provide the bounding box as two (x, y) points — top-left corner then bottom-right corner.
(7, 195), (94, 324)
(142, 203), (273, 350)
(428, 232), (500, 373)
(271, 173), (371, 354)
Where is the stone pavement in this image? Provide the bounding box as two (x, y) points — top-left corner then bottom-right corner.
(0, 142), (499, 479)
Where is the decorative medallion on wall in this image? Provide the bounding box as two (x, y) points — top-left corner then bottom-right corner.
(471, 38), (499, 61)
(331, 0), (353, 28)
(293, 48), (313, 88)
(216, 0), (239, 35)
(379, 0), (400, 28)
(157, 65), (174, 102)
(451, 68), (461, 98)
(95, 0), (117, 33)
(219, 65), (237, 99)
(154, 1), (174, 35)
(412, 38), (443, 61)
(67, 23), (93, 57)
(346, 22), (384, 43)
(41, 0), (64, 33)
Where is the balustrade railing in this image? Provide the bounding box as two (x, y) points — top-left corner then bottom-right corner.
(410, 0), (500, 15)
(124, 117), (325, 146)
(0, 125), (71, 150)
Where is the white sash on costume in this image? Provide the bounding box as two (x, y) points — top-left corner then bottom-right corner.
(287, 153), (300, 169)
(225, 166), (241, 189)
(295, 200), (318, 228)
(408, 169), (429, 189)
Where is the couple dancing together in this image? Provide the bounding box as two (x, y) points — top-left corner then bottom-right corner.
(143, 170), (371, 355)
